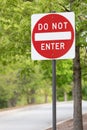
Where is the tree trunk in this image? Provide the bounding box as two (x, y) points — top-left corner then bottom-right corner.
(30, 89), (36, 104)
(44, 94), (48, 103)
(27, 89), (36, 104)
(73, 46), (83, 130)
(64, 91), (67, 101)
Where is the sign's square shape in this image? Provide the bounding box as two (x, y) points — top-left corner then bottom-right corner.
(31, 12), (75, 60)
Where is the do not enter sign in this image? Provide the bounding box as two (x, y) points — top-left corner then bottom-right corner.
(31, 12), (75, 60)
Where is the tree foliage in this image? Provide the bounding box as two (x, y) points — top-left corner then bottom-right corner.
(0, 0), (87, 112)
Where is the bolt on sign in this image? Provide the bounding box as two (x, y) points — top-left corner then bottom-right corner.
(31, 12), (75, 60)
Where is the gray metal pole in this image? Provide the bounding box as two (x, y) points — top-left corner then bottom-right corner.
(52, 60), (56, 130)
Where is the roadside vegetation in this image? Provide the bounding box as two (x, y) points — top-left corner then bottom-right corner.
(0, 0), (87, 107)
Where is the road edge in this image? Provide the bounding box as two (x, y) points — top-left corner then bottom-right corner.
(45, 117), (73, 130)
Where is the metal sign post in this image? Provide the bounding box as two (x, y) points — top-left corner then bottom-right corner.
(52, 60), (56, 130)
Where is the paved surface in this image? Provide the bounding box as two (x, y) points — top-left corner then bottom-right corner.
(0, 101), (87, 130)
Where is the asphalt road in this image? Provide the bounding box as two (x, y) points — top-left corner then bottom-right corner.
(0, 101), (87, 130)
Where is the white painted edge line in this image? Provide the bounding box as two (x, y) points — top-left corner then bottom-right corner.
(35, 31), (71, 41)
